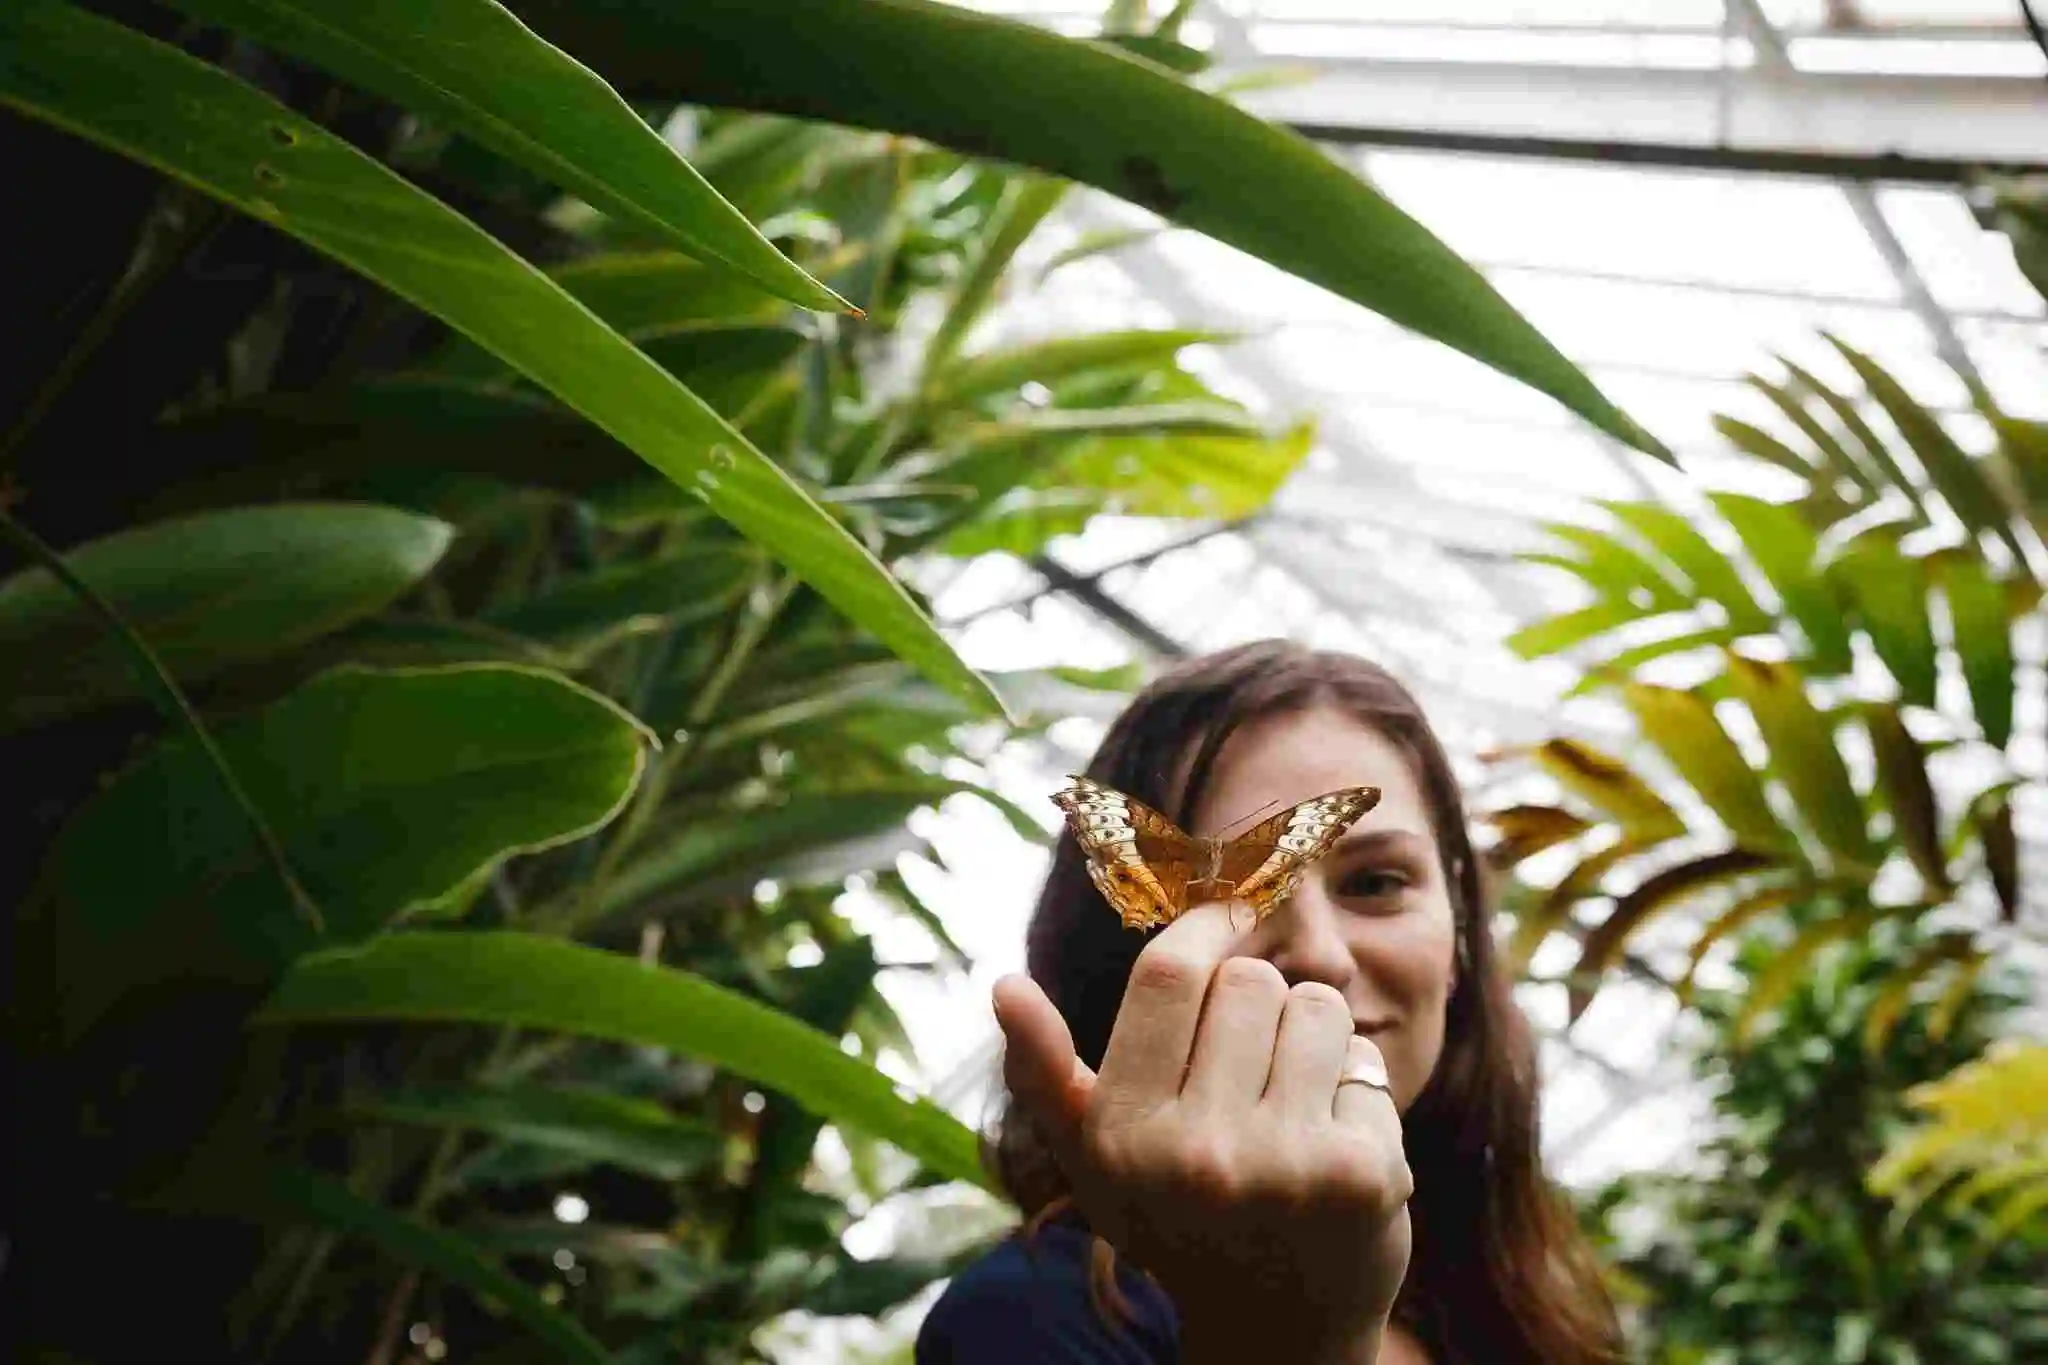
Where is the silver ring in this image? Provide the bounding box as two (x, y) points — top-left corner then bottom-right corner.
(1336, 1050), (1392, 1096)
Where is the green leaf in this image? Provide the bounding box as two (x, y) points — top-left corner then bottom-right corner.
(1826, 533), (1938, 708)
(259, 930), (991, 1189)
(1532, 739), (1686, 843)
(233, 1166), (609, 1365)
(1598, 501), (1771, 632)
(927, 329), (1230, 408)
(1505, 834), (1661, 975)
(1482, 805), (1593, 868)
(1829, 337), (2027, 563)
(515, 0), (1663, 456)
(1709, 493), (1854, 673)
(43, 664), (649, 1039)
(1779, 359), (1928, 516)
(1734, 909), (1881, 1046)
(1570, 848), (1780, 1021)
(1974, 788), (2019, 923)
(921, 174), (1069, 378)
(0, 0), (1003, 719)
(359, 1083), (721, 1182)
(1929, 552), (2017, 750)
(1723, 652), (1877, 869)
(0, 503), (450, 732)
(162, 0), (849, 314)
(1565, 625), (1744, 697)
(481, 544), (757, 647)
(1505, 600), (1645, 661)
(1538, 524), (1690, 611)
(1714, 415), (1820, 481)
(1862, 932), (1981, 1056)
(1033, 225), (1167, 283)
(1745, 374), (1879, 501)
(1861, 703), (1948, 896)
(1617, 682), (1788, 852)
(584, 785), (971, 926)
(1677, 881), (1809, 1001)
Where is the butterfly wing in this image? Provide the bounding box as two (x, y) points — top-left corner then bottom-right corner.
(1219, 785), (1382, 921)
(1051, 776), (1203, 930)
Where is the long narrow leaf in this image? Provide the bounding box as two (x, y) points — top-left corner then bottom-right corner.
(1599, 501), (1770, 632)
(1781, 357), (1928, 521)
(927, 329), (1229, 407)
(1863, 702), (1949, 896)
(1570, 849), (1780, 1021)
(164, 0), (849, 313)
(1724, 652), (1877, 869)
(0, 0), (1003, 719)
(1618, 681), (1788, 852)
(1709, 493), (1854, 673)
(512, 0), (1664, 456)
(1862, 932), (1981, 1056)
(1931, 551), (2017, 750)
(259, 931), (991, 1189)
(1827, 533), (1938, 708)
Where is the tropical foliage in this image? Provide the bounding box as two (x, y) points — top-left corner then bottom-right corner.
(1485, 192), (2047, 1356)
(0, 2), (1657, 1363)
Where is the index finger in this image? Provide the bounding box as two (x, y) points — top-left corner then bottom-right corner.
(1095, 898), (1253, 1106)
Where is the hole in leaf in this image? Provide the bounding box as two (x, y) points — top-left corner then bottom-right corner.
(254, 164), (285, 189)
(267, 124), (300, 147)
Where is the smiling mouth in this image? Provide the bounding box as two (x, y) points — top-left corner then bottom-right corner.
(1355, 1019), (1396, 1037)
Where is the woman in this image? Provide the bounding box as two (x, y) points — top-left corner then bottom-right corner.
(914, 640), (1623, 1365)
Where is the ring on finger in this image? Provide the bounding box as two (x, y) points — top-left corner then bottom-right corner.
(1335, 1047), (1392, 1097)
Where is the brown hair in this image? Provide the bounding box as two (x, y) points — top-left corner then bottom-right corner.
(986, 639), (1624, 1365)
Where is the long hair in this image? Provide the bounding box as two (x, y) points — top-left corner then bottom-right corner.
(987, 639), (1624, 1365)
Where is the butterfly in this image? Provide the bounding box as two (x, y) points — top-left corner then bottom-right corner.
(1051, 774), (1382, 931)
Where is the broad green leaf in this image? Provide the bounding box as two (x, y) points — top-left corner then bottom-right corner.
(1598, 501), (1770, 632)
(1532, 739), (1685, 843)
(358, 1083), (721, 1182)
(1829, 337), (2028, 563)
(162, 0), (849, 314)
(1930, 552), (2016, 749)
(1483, 805), (1593, 868)
(1618, 682), (1788, 852)
(0, 1), (1003, 719)
(1862, 703), (1949, 896)
(927, 329), (1230, 408)
(430, 249), (832, 379)
(582, 784), (972, 927)
(513, 0), (1664, 456)
(1827, 534), (1938, 708)
(482, 544), (758, 646)
(1710, 493), (1854, 673)
(44, 664), (648, 1039)
(1724, 652), (1877, 869)
(1569, 848), (1780, 1021)
(1990, 413), (2048, 523)
(0, 503), (450, 732)
(259, 930), (991, 1189)
(940, 421), (1314, 558)
(1862, 932), (1981, 1056)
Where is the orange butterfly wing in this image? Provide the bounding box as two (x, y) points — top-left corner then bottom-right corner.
(1219, 784), (1382, 921)
(1051, 776), (1205, 930)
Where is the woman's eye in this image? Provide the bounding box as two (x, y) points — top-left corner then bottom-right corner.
(1336, 868), (1406, 899)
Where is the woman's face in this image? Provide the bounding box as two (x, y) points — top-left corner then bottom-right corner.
(1182, 704), (1458, 1112)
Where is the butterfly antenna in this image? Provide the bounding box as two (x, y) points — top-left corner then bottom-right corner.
(1216, 797), (1286, 841)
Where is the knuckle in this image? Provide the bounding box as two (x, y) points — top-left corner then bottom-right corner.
(1172, 1135), (1243, 1204)
(1130, 947), (1205, 999)
(1217, 955), (1286, 998)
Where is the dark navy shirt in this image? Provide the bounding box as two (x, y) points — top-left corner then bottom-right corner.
(915, 1214), (1180, 1364)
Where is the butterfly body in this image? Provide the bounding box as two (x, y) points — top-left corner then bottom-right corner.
(1052, 775), (1382, 930)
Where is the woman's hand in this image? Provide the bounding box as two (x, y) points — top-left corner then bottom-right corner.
(995, 898), (1414, 1365)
